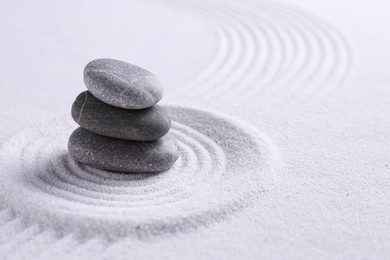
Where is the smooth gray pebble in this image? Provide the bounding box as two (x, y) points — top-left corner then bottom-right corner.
(68, 127), (180, 173)
(72, 91), (171, 141)
(84, 58), (163, 109)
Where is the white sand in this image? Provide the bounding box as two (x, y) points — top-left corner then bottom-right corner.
(0, 106), (280, 240)
(1, 0), (390, 259)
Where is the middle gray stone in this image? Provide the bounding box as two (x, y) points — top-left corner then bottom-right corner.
(71, 91), (171, 141)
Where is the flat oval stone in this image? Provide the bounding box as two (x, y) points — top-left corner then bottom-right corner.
(71, 91), (171, 141)
(68, 127), (180, 173)
(84, 58), (163, 109)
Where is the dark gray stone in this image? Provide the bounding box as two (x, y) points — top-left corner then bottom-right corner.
(84, 58), (163, 109)
(68, 127), (180, 173)
(71, 91), (171, 141)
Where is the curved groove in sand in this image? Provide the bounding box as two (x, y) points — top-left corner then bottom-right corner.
(0, 0), (353, 246)
(162, 0), (352, 102)
(163, 3), (234, 92)
(0, 106), (279, 239)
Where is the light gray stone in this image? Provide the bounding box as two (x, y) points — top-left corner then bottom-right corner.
(71, 91), (171, 141)
(68, 127), (180, 173)
(84, 58), (163, 109)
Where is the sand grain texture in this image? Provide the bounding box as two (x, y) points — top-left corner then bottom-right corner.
(0, 106), (280, 240)
(0, 0), (390, 259)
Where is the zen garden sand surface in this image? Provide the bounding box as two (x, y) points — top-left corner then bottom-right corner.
(0, 0), (390, 259)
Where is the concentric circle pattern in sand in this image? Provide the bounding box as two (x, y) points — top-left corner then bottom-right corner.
(0, 106), (278, 239)
(167, 0), (352, 102)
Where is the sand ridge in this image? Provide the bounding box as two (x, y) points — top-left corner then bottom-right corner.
(0, 106), (281, 240)
(168, 0), (352, 103)
(5, 0), (390, 258)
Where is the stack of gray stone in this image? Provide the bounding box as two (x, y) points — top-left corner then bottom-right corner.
(68, 58), (179, 173)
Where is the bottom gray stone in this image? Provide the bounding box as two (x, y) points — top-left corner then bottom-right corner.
(68, 127), (180, 173)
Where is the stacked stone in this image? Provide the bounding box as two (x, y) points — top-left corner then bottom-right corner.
(68, 58), (179, 173)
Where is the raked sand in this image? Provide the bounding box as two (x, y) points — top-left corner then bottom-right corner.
(0, 0), (390, 259)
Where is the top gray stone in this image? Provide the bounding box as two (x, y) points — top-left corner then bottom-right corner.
(84, 58), (163, 109)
